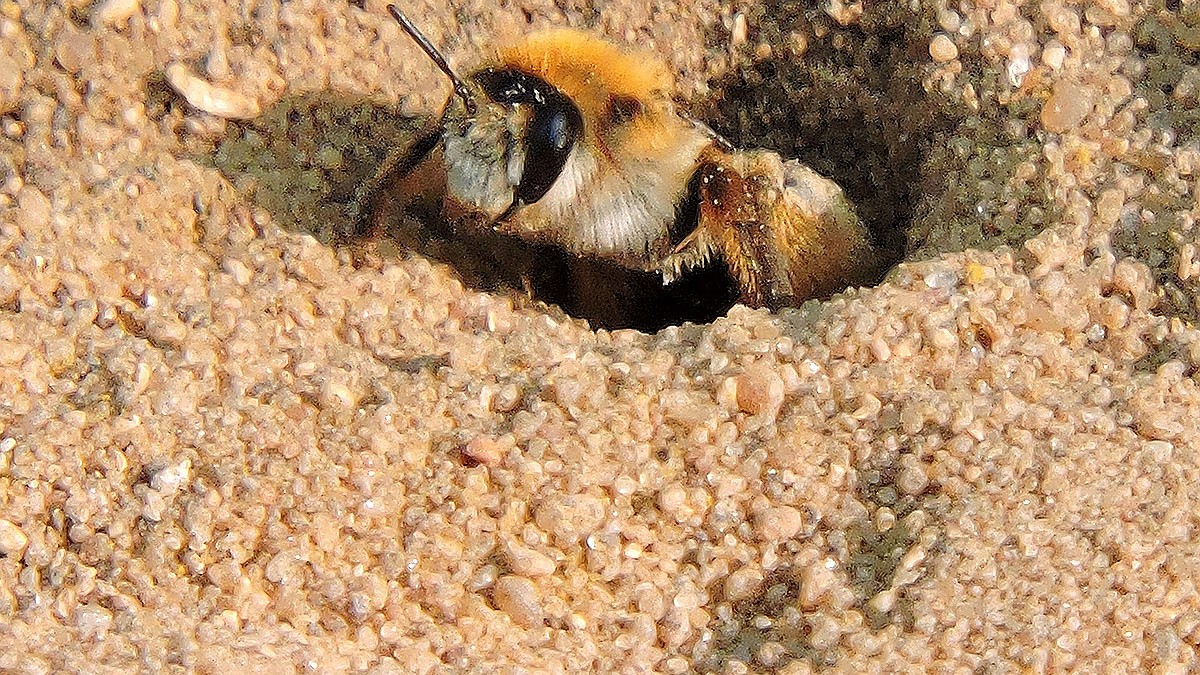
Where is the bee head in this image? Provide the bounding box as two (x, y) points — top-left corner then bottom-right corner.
(387, 6), (711, 259)
(468, 68), (583, 205)
(387, 5), (587, 220)
(496, 30), (696, 166)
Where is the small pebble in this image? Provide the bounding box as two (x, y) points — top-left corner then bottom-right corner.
(91, 0), (142, 26)
(503, 540), (557, 577)
(799, 561), (838, 609)
(0, 51), (21, 114)
(724, 568), (765, 602)
(754, 506), (804, 541)
(1006, 44), (1032, 86)
(936, 8), (961, 32)
(462, 436), (504, 466)
(896, 462), (929, 495)
(75, 604), (114, 639)
(929, 34), (959, 62)
(0, 519), (28, 557)
(54, 31), (95, 74)
(730, 13), (748, 49)
(493, 576), (544, 628)
(823, 0), (863, 26)
(734, 366), (785, 419)
(1042, 40), (1066, 69)
(1095, 188), (1125, 225)
(16, 187), (51, 232)
(1041, 80), (1095, 132)
(164, 62), (261, 119)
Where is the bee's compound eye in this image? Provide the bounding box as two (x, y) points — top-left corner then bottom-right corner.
(473, 69), (582, 204)
(519, 103), (580, 203)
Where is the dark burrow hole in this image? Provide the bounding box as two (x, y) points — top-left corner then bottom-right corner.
(205, 1), (953, 332)
(694, 1), (953, 267)
(371, 1), (949, 331)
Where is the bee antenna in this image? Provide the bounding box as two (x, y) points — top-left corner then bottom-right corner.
(386, 4), (477, 114)
(680, 112), (734, 152)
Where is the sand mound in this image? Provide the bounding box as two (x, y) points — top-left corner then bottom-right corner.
(1, 0), (1199, 672)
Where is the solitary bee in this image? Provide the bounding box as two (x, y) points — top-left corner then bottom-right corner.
(353, 4), (880, 311)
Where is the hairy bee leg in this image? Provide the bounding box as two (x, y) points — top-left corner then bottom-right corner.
(772, 159), (879, 300)
(347, 125), (444, 240)
(661, 148), (876, 309)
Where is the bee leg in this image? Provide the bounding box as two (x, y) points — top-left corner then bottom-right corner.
(771, 159), (879, 301)
(722, 218), (798, 309)
(657, 225), (716, 285)
(346, 126), (443, 241)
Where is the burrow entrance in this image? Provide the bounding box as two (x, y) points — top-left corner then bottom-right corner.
(206, 1), (960, 332)
(693, 1), (954, 263)
(555, 0), (956, 330)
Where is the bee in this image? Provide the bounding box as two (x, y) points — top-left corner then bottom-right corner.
(353, 4), (881, 312)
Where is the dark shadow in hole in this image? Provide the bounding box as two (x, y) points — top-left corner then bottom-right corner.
(690, 0), (958, 270)
(387, 227), (744, 333)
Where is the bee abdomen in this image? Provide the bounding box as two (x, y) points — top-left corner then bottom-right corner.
(661, 148), (877, 309)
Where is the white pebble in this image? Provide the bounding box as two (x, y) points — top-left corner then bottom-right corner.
(164, 62), (261, 120)
(924, 268), (959, 289)
(92, 0), (141, 27)
(1042, 41), (1066, 70)
(151, 458), (191, 493)
(75, 604), (114, 639)
(1006, 45), (1032, 87)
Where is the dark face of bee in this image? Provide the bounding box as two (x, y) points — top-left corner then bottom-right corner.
(472, 69), (583, 205)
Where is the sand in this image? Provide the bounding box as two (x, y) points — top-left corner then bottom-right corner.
(1, 0), (1200, 672)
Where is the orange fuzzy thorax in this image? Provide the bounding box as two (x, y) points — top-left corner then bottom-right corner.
(491, 30), (695, 161)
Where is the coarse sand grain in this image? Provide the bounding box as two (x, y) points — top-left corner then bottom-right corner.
(2, 0), (1200, 672)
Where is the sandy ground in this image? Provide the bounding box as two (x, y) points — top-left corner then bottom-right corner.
(2, 0), (1200, 672)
